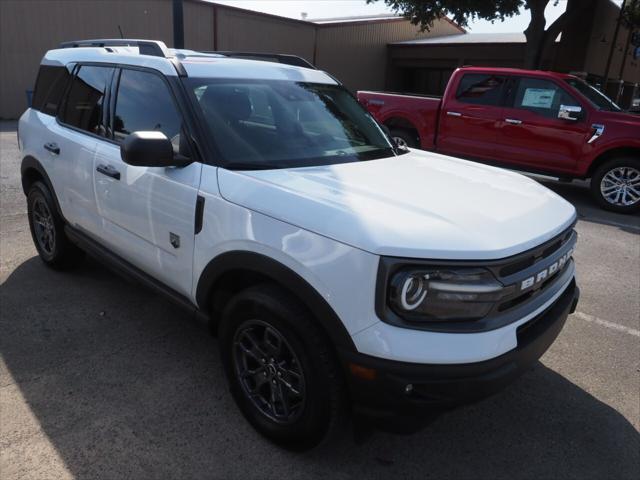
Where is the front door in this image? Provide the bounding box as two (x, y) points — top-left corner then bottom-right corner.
(93, 67), (202, 297)
(437, 72), (507, 161)
(496, 76), (592, 174)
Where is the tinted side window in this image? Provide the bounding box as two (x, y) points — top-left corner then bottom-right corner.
(113, 69), (185, 154)
(512, 77), (580, 118)
(61, 65), (113, 135)
(32, 65), (73, 115)
(456, 74), (507, 106)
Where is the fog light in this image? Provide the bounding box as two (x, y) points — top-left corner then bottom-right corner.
(404, 384), (413, 395)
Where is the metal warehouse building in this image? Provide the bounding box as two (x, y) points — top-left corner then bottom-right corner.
(1, 0), (637, 119)
(0, 0), (462, 119)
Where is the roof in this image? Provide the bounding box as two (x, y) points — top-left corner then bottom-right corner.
(42, 45), (336, 84)
(203, 1), (464, 31)
(391, 32), (526, 46)
(456, 66), (575, 80)
(311, 14), (403, 24)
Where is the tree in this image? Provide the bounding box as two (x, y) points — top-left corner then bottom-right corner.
(366, 0), (597, 69)
(622, 0), (640, 28)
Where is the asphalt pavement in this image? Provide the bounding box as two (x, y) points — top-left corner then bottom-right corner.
(1, 120), (638, 479)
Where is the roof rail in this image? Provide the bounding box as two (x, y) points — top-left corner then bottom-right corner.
(204, 51), (316, 69)
(58, 39), (170, 58)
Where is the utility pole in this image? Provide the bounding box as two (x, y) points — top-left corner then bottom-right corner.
(173, 0), (185, 49)
(602, 0), (626, 94)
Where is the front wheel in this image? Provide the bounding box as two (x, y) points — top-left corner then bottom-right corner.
(389, 129), (419, 149)
(218, 284), (347, 450)
(591, 158), (640, 214)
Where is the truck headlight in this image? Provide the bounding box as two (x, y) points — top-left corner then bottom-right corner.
(388, 267), (506, 321)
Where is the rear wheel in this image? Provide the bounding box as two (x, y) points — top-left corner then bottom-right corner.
(591, 157), (640, 213)
(219, 284), (347, 450)
(27, 181), (84, 269)
(390, 129), (419, 149)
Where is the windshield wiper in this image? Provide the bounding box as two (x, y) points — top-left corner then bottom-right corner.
(221, 161), (283, 171)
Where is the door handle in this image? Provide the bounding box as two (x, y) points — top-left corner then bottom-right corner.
(44, 142), (60, 155)
(505, 118), (522, 125)
(96, 164), (121, 180)
(446, 111), (462, 117)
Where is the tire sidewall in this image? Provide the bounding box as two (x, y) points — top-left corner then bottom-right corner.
(591, 157), (640, 214)
(219, 288), (336, 448)
(390, 129), (419, 149)
(27, 182), (63, 262)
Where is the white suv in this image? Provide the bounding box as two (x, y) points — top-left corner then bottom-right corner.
(19, 39), (580, 448)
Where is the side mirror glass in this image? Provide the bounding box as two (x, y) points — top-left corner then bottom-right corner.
(558, 104), (582, 121)
(120, 131), (190, 167)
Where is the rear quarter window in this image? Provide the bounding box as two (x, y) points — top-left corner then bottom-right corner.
(32, 65), (73, 116)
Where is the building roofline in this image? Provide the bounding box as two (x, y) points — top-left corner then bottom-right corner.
(195, 0), (465, 31)
(195, 0), (315, 27)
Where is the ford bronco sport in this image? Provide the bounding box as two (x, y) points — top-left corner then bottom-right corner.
(19, 39), (580, 449)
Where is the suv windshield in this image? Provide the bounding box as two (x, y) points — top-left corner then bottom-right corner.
(565, 78), (621, 112)
(188, 78), (398, 169)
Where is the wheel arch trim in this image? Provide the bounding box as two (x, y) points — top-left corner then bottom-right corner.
(195, 250), (357, 352)
(21, 156), (66, 219)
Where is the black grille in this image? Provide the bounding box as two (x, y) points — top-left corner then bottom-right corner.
(498, 227), (574, 279)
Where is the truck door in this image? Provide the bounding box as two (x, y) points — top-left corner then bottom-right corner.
(495, 76), (591, 174)
(437, 73), (507, 160)
(93, 67), (201, 297)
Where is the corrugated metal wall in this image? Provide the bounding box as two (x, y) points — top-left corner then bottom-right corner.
(583, 0), (640, 84)
(0, 0), (448, 118)
(316, 19), (460, 92)
(215, 8), (316, 60)
(0, 0), (176, 119)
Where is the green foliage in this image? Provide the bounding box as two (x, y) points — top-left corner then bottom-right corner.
(366, 0), (524, 30)
(623, 0), (640, 29)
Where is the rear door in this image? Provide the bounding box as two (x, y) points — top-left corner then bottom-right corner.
(49, 64), (115, 236)
(496, 76), (592, 173)
(437, 73), (507, 160)
(93, 67), (202, 296)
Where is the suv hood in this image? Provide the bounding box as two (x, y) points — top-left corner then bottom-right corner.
(217, 150), (576, 260)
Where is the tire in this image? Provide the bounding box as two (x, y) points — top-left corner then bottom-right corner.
(390, 129), (419, 149)
(590, 157), (640, 214)
(218, 284), (348, 450)
(27, 181), (85, 269)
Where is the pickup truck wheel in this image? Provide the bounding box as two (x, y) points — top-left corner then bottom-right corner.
(390, 129), (419, 149)
(27, 181), (84, 269)
(219, 284), (347, 450)
(591, 157), (640, 213)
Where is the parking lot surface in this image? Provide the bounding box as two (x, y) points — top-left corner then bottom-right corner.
(1, 120), (638, 479)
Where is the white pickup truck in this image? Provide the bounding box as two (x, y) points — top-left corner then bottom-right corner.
(19, 39), (579, 449)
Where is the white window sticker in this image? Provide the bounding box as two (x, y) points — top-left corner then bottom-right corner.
(521, 88), (556, 109)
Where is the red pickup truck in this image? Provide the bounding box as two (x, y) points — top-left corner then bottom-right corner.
(358, 67), (640, 213)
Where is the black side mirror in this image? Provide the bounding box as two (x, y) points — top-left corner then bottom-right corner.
(120, 131), (191, 167)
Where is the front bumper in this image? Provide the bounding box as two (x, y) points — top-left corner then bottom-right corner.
(341, 279), (579, 424)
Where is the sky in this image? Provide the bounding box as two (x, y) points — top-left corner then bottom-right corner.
(210, 0), (580, 33)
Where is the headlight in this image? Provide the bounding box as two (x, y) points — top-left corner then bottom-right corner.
(388, 267), (506, 321)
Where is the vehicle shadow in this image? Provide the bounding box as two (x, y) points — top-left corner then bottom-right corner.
(1, 256), (638, 479)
